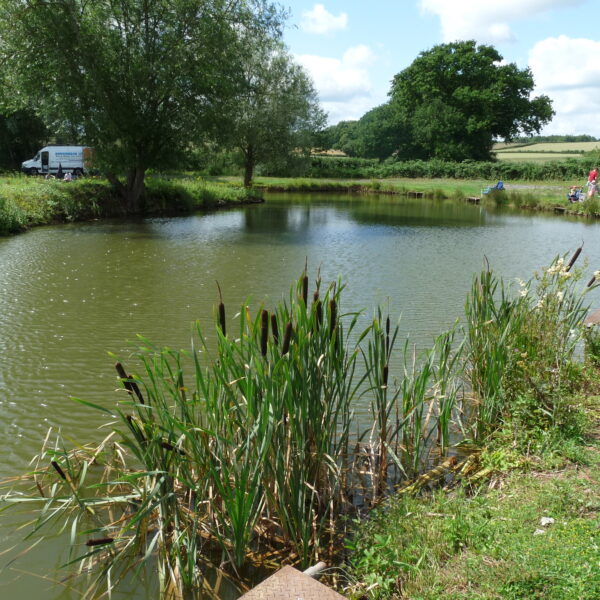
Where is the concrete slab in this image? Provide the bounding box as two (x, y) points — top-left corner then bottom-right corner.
(239, 566), (346, 600)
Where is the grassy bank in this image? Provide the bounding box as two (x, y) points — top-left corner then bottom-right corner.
(345, 430), (600, 599)
(0, 175), (259, 235)
(3, 173), (600, 237)
(247, 175), (600, 218)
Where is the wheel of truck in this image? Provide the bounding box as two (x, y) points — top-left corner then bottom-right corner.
(28, 168), (38, 176)
(73, 168), (83, 177)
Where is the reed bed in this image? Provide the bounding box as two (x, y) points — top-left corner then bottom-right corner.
(2, 252), (597, 598)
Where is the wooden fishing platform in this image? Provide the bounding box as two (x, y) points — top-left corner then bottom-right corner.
(585, 308), (600, 325)
(239, 566), (346, 600)
(466, 196), (480, 204)
(407, 191), (424, 198)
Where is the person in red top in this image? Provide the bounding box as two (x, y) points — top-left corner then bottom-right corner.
(587, 167), (599, 198)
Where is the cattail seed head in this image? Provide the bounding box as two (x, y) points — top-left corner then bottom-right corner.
(115, 362), (133, 393)
(218, 302), (226, 336)
(302, 274), (309, 306)
(271, 313), (279, 345)
(51, 460), (67, 481)
(315, 300), (323, 328)
(86, 537), (114, 547)
(128, 374), (145, 405)
(567, 246), (583, 272)
(260, 310), (269, 357)
(282, 321), (293, 355)
(329, 299), (337, 338)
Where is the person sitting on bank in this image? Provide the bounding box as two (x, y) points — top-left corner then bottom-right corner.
(588, 166), (598, 188)
(568, 186), (583, 202)
(63, 171), (72, 182)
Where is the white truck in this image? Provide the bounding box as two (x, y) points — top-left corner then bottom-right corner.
(21, 145), (93, 176)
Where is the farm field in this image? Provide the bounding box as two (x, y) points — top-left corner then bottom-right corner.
(519, 141), (600, 152)
(494, 140), (600, 162)
(495, 151), (583, 162)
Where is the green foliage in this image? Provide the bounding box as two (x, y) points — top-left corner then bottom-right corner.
(4, 257), (598, 596)
(215, 40), (326, 187)
(0, 109), (48, 170)
(322, 104), (408, 160)
(320, 41), (556, 163)
(4, 273), (464, 594)
(306, 155), (593, 181)
(514, 134), (598, 144)
(464, 254), (591, 441)
(584, 323), (600, 366)
(0, 0), (285, 210)
(390, 41), (554, 161)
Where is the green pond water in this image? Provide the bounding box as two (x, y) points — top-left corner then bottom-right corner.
(1, 192), (599, 598)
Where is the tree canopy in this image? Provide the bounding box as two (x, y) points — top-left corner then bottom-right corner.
(321, 41), (554, 162)
(216, 40), (326, 187)
(389, 41), (555, 161)
(0, 109), (47, 171)
(0, 0), (285, 211)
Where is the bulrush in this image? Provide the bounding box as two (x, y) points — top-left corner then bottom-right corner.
(115, 361), (145, 404)
(12, 259), (594, 598)
(281, 321), (292, 355)
(260, 310), (269, 357)
(50, 460), (67, 481)
(302, 273), (309, 306)
(329, 298), (337, 338)
(315, 299), (323, 328)
(216, 282), (226, 336)
(86, 538), (114, 547)
(566, 244), (583, 272)
(270, 313), (279, 345)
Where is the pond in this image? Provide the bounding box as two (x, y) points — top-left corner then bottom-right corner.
(1, 192), (599, 597)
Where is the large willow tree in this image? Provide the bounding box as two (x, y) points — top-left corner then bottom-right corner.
(216, 40), (326, 187)
(0, 0), (284, 212)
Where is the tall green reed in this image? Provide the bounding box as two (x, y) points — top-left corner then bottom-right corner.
(7, 255), (596, 597)
(464, 249), (594, 440)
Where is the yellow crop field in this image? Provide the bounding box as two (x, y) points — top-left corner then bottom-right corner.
(522, 141), (600, 152)
(495, 152), (582, 162)
(495, 141), (600, 154)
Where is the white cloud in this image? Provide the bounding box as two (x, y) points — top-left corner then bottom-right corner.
(530, 35), (600, 135)
(420, 0), (584, 44)
(301, 4), (348, 34)
(296, 45), (377, 122)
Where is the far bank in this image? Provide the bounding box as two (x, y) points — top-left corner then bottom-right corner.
(1, 172), (599, 237)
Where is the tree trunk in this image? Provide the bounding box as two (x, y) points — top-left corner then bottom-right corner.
(107, 167), (146, 214)
(243, 145), (255, 189)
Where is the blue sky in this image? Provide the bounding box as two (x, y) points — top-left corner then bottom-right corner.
(280, 1), (600, 136)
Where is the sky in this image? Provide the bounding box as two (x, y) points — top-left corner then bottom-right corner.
(281, 0), (600, 136)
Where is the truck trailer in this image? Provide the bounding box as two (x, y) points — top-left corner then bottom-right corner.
(21, 146), (93, 176)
